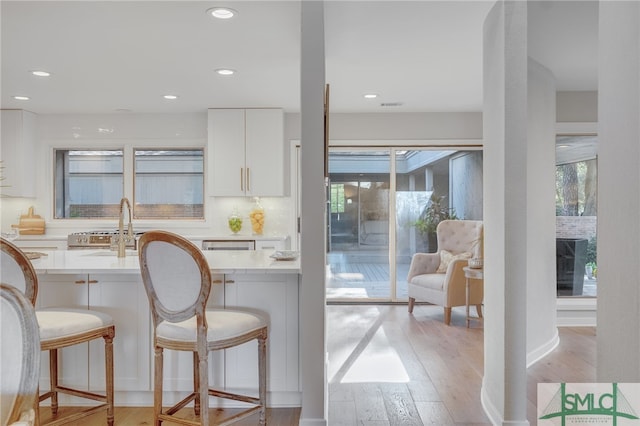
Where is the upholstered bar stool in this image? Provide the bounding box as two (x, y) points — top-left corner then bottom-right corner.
(0, 238), (115, 426)
(138, 230), (268, 425)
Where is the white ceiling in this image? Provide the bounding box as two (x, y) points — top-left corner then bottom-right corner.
(1, 1), (598, 115)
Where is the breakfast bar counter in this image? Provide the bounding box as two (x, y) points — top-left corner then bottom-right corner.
(30, 249), (301, 408)
(30, 248), (300, 275)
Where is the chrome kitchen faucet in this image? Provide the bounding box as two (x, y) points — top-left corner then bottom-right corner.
(111, 197), (134, 258)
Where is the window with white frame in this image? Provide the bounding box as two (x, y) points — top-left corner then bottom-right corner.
(53, 148), (204, 219)
(134, 149), (204, 219)
(54, 149), (124, 219)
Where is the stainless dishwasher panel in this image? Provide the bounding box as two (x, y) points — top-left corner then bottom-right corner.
(202, 240), (255, 250)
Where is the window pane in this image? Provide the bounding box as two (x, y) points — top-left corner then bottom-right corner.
(134, 149), (204, 219)
(54, 150), (124, 219)
(555, 135), (597, 298)
(395, 150), (483, 300)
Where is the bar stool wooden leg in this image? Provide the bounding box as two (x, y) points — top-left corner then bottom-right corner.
(154, 347), (163, 426)
(193, 352), (201, 416)
(105, 331), (115, 426)
(258, 333), (267, 426)
(48, 349), (59, 415)
(198, 352), (209, 426)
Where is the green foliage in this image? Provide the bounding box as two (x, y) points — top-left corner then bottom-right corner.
(413, 193), (457, 235)
(586, 235), (597, 265)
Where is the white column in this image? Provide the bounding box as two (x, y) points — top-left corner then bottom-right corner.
(482, 1), (529, 425)
(597, 1), (640, 382)
(300, 1), (328, 425)
(525, 58), (559, 367)
(424, 167), (434, 191)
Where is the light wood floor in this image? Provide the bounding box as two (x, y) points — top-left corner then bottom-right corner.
(39, 304), (595, 425)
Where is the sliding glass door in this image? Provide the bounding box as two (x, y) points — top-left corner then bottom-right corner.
(326, 147), (483, 302)
(326, 150), (391, 300)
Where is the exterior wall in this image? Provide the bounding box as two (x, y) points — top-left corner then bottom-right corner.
(556, 216), (597, 239)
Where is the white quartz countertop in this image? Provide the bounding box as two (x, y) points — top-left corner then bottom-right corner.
(29, 249), (300, 275)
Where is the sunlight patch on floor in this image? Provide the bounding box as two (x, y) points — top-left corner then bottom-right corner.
(340, 328), (409, 383)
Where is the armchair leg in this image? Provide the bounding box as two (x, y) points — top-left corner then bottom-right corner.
(476, 304), (483, 318)
(444, 307), (452, 325)
(408, 297), (415, 313)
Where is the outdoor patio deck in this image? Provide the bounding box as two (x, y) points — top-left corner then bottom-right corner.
(326, 249), (597, 300)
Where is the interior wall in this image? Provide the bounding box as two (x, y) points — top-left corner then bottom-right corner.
(285, 111), (483, 142)
(556, 91), (598, 123)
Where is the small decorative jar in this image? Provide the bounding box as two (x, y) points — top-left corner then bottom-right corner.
(249, 198), (265, 235)
(468, 258), (484, 269)
(228, 209), (243, 234)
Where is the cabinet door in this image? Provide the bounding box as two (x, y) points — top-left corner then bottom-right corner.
(224, 274), (299, 395)
(245, 109), (284, 197)
(36, 274), (90, 392)
(0, 110), (36, 197)
(208, 109), (246, 196)
(254, 239), (286, 251)
(160, 274), (225, 392)
(88, 274), (151, 392)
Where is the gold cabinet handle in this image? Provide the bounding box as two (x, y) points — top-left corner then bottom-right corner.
(240, 168), (244, 191)
(246, 167), (250, 192)
(225, 279), (235, 284)
(212, 279), (223, 284)
(74, 280), (86, 285)
(88, 279), (98, 284)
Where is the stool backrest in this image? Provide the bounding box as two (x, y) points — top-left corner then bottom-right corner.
(138, 231), (211, 328)
(1, 283), (40, 426)
(1, 238), (37, 305)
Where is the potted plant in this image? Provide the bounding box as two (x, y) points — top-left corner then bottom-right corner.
(413, 193), (457, 252)
(585, 261), (597, 279)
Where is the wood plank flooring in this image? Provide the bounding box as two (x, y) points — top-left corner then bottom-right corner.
(38, 305), (595, 425)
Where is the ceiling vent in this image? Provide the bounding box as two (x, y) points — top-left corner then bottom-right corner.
(380, 102), (403, 107)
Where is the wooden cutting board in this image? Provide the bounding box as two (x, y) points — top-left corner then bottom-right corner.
(12, 206), (46, 235)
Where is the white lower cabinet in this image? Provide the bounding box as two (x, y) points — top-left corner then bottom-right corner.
(36, 274), (151, 393)
(37, 271), (300, 406)
(224, 274), (299, 401)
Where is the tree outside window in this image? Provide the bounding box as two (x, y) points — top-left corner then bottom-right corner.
(330, 183), (345, 213)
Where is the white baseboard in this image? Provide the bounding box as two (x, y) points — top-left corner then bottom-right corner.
(527, 329), (560, 367)
(556, 297), (597, 326)
(298, 419), (328, 426)
(481, 379), (502, 426)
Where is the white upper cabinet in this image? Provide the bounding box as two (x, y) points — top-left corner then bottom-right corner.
(1, 110), (36, 198)
(208, 108), (285, 197)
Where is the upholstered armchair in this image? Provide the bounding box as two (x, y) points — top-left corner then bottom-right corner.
(407, 220), (483, 325)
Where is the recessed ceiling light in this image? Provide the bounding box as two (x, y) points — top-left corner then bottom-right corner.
(557, 145), (570, 149)
(363, 93), (378, 99)
(13, 96), (30, 101)
(163, 95), (178, 100)
(216, 69), (235, 76)
(31, 70), (51, 77)
(207, 7), (237, 19)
